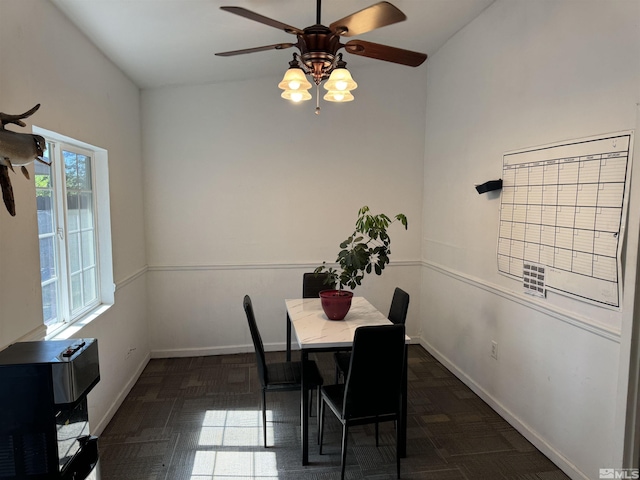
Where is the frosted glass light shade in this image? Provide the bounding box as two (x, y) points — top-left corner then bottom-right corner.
(281, 89), (312, 102)
(324, 68), (357, 91)
(323, 90), (354, 102)
(278, 68), (312, 91)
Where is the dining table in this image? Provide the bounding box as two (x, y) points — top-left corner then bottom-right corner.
(285, 296), (408, 466)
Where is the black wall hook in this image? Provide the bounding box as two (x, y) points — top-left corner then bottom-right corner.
(475, 179), (502, 194)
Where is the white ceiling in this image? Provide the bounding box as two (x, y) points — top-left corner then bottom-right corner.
(50, 0), (495, 89)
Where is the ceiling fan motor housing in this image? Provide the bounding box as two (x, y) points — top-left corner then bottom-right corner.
(298, 25), (343, 82)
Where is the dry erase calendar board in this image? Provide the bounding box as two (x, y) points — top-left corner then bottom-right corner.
(497, 132), (634, 309)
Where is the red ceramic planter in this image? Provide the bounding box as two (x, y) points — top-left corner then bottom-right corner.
(319, 289), (354, 320)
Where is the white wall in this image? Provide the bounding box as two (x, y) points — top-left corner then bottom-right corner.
(0, 0), (149, 433)
(142, 63), (426, 356)
(421, 1), (640, 479)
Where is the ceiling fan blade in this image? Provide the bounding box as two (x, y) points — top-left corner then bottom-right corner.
(344, 40), (427, 67)
(215, 43), (295, 57)
(330, 1), (406, 37)
(220, 7), (304, 35)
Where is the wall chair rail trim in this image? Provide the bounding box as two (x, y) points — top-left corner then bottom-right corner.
(423, 260), (621, 342)
(147, 260), (421, 272)
(114, 265), (148, 292)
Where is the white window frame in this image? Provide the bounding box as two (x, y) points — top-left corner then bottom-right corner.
(33, 126), (114, 337)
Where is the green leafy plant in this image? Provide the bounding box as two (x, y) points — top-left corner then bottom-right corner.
(314, 205), (408, 290)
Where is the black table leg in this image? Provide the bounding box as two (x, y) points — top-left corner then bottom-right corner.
(286, 313), (292, 362)
(301, 349), (309, 465)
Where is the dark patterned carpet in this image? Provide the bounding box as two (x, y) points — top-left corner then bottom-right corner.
(98, 345), (570, 479)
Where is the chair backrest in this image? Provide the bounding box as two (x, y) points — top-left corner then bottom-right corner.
(243, 295), (268, 387)
(303, 272), (335, 298)
(343, 324), (406, 419)
(388, 287), (410, 325)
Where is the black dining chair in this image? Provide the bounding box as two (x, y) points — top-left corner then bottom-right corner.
(387, 287), (411, 325)
(334, 287), (410, 380)
(287, 272), (335, 362)
(303, 272), (335, 298)
(319, 324), (406, 480)
(243, 295), (324, 448)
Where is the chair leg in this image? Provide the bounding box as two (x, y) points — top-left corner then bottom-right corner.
(396, 421), (401, 479)
(262, 389), (267, 448)
(319, 397), (325, 454)
(340, 423), (349, 480)
(317, 387), (321, 435)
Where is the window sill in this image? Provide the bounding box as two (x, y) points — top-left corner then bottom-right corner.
(46, 303), (112, 340)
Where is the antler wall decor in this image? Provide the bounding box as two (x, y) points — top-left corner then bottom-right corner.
(0, 104), (48, 216)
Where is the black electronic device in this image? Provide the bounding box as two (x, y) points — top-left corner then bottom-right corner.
(0, 339), (101, 479)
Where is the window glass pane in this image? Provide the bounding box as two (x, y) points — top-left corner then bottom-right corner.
(68, 232), (81, 274)
(70, 273), (82, 311)
(36, 191), (55, 235)
(64, 151), (78, 188)
(35, 159), (52, 188)
(36, 142), (60, 328)
(67, 192), (80, 232)
(42, 282), (59, 326)
(81, 230), (96, 268)
(78, 155), (92, 190)
(79, 192), (93, 229)
(39, 236), (56, 283)
(83, 269), (97, 304)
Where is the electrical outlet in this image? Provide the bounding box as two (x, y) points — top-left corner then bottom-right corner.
(491, 341), (498, 360)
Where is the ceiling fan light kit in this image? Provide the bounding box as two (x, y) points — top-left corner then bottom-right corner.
(281, 88), (313, 103)
(324, 64), (358, 92)
(278, 58), (313, 102)
(216, 1), (427, 113)
(324, 90), (354, 103)
(278, 66), (313, 91)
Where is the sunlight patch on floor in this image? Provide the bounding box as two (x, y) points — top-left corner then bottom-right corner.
(191, 451), (278, 479)
(198, 410), (274, 447)
(192, 410), (279, 479)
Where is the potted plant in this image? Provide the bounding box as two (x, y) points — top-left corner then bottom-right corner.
(314, 205), (408, 320)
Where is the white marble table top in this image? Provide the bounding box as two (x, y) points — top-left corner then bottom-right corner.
(285, 296), (395, 349)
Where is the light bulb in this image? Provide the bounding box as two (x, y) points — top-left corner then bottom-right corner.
(333, 92), (345, 101)
(290, 91), (303, 102)
(288, 80), (301, 90)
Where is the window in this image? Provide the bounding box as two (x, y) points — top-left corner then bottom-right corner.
(34, 128), (113, 333)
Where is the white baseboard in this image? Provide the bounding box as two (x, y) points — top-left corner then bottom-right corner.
(418, 337), (587, 480)
(151, 344), (255, 358)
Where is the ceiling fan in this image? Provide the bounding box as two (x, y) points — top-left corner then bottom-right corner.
(215, 0), (427, 109)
